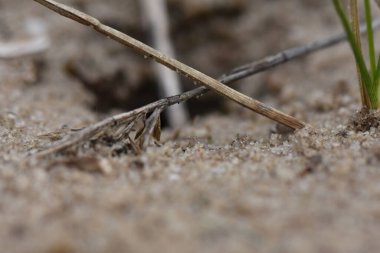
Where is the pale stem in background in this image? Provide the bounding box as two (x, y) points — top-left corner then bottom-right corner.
(0, 18), (50, 59)
(140, 0), (189, 127)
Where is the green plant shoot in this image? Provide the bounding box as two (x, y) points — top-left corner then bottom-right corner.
(333, 0), (380, 109)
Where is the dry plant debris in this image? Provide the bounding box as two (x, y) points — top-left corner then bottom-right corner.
(31, 0), (380, 158)
(33, 0), (306, 129)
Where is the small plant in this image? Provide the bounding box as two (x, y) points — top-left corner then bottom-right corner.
(333, 0), (380, 109)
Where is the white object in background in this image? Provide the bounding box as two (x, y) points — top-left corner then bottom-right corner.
(140, 0), (189, 127)
(0, 18), (50, 59)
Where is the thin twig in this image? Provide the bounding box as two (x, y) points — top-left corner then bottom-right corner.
(33, 0), (306, 130)
(141, 0), (189, 127)
(223, 18), (380, 83)
(159, 17), (380, 113)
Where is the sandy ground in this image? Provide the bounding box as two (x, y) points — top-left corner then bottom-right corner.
(1, 0), (380, 252)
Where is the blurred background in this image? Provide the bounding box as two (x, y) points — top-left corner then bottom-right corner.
(1, 0), (342, 128)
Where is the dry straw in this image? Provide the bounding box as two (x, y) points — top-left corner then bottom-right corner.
(31, 0), (380, 156)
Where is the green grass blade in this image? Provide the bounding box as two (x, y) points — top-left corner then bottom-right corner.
(374, 55), (380, 104)
(350, 0), (369, 106)
(364, 0), (377, 80)
(333, 0), (372, 96)
(374, 54), (380, 82)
